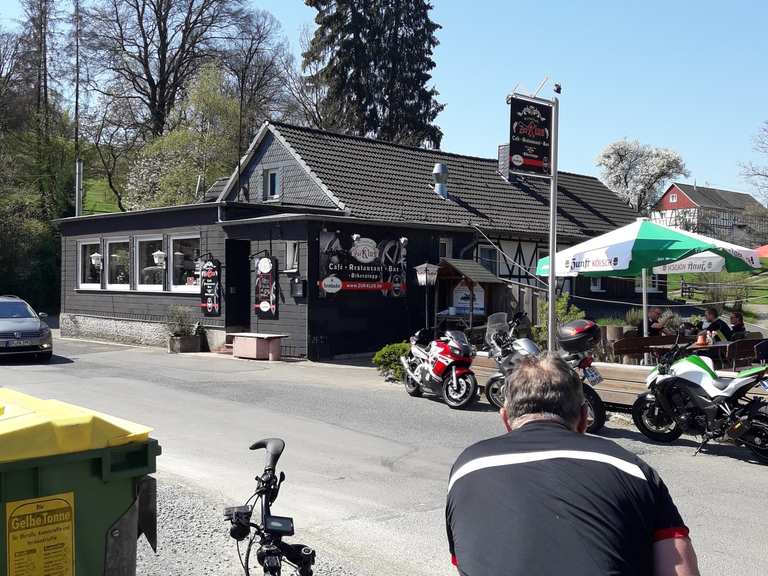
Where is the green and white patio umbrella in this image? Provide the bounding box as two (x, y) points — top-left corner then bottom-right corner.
(536, 218), (761, 336)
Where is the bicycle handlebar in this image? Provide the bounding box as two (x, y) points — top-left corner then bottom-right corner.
(250, 438), (286, 471)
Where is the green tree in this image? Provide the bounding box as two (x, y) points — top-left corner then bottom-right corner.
(533, 293), (585, 350)
(303, 0), (443, 147)
(123, 65), (239, 210)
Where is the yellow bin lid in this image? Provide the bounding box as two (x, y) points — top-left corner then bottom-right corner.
(0, 388), (152, 464)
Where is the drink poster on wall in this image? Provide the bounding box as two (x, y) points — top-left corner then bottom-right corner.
(200, 259), (222, 317)
(255, 257), (278, 319)
(318, 230), (407, 298)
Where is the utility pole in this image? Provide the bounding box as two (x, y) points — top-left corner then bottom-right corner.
(74, 0), (83, 216)
(547, 96), (559, 351)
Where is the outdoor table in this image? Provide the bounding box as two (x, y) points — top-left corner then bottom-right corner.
(231, 333), (290, 361)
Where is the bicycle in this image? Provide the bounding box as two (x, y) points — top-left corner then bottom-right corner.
(225, 438), (316, 575)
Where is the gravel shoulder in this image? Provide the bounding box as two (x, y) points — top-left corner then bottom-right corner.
(138, 470), (355, 576)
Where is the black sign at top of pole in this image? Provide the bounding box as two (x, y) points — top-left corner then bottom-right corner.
(508, 95), (553, 178)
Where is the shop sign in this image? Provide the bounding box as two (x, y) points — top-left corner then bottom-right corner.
(453, 280), (485, 315)
(200, 259), (221, 317)
(255, 257), (278, 319)
(318, 231), (407, 298)
(508, 95), (553, 178)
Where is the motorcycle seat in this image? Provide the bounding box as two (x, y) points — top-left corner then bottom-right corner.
(711, 374), (760, 392)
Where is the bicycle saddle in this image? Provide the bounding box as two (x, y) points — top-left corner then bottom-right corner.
(250, 438), (286, 471)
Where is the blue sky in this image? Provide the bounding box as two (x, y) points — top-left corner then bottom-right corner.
(3, 0), (767, 194)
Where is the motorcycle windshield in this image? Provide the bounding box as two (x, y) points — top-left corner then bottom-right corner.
(485, 312), (510, 353)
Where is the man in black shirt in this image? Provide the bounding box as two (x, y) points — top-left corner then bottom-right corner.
(446, 355), (699, 575)
(704, 307), (732, 341)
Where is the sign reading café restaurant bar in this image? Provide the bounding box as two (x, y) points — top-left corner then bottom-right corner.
(508, 95), (553, 178)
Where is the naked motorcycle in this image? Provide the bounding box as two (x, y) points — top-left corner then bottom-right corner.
(400, 329), (478, 409)
(632, 338), (768, 463)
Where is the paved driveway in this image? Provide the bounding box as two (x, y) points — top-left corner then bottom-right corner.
(2, 337), (766, 575)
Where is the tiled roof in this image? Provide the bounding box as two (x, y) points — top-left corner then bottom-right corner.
(200, 177), (230, 203)
(674, 183), (763, 211)
(440, 258), (506, 284)
(270, 122), (637, 240)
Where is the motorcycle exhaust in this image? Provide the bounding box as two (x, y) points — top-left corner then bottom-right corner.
(399, 356), (421, 383)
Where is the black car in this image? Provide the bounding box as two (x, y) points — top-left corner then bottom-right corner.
(0, 295), (53, 361)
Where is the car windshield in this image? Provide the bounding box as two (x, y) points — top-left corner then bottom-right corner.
(0, 301), (35, 319)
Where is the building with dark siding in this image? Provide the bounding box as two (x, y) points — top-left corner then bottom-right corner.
(56, 122), (638, 359)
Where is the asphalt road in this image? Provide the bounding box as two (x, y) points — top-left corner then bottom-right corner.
(3, 336), (768, 575)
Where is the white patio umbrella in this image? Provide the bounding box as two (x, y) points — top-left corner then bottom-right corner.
(536, 218), (761, 337)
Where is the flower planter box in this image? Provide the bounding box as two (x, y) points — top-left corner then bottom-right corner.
(168, 335), (201, 354)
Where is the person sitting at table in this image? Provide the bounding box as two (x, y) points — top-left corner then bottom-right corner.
(703, 307), (732, 342)
(730, 311), (746, 340)
(646, 307), (671, 336)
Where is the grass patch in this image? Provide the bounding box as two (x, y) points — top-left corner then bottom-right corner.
(83, 178), (120, 214)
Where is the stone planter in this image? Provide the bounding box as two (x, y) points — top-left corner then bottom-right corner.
(606, 325), (624, 343)
(168, 335), (201, 354)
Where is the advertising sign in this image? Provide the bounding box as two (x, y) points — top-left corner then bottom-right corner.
(6, 491), (75, 576)
(200, 259), (222, 317)
(318, 230), (407, 297)
(255, 257), (278, 319)
(453, 281), (485, 315)
(508, 95), (553, 178)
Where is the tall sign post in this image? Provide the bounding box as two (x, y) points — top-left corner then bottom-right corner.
(507, 87), (560, 350)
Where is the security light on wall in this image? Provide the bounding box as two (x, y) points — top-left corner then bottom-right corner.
(152, 250), (167, 268)
(400, 237), (408, 247)
(90, 252), (103, 270)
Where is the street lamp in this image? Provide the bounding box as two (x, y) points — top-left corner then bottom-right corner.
(415, 262), (439, 329)
(152, 250), (166, 269)
(89, 251), (103, 271)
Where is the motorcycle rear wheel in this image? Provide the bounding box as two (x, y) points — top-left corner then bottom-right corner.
(632, 394), (683, 443)
(746, 406), (768, 464)
(402, 356), (423, 397)
(443, 372), (478, 409)
(582, 383), (606, 434)
(485, 376), (505, 409)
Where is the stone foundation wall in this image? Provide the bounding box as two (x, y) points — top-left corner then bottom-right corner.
(60, 314), (226, 350)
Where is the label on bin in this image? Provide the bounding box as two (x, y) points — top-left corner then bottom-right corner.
(5, 492), (74, 576)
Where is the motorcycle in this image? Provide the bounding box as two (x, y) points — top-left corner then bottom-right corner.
(400, 328), (478, 409)
(632, 338), (768, 462)
(484, 313), (606, 434)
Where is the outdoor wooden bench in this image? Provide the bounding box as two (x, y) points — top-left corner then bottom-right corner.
(612, 335), (696, 358)
(231, 333), (290, 361)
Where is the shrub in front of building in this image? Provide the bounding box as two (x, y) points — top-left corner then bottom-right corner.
(373, 342), (411, 382)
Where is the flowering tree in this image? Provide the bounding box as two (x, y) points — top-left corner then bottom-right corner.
(743, 121), (768, 200)
(596, 140), (688, 215)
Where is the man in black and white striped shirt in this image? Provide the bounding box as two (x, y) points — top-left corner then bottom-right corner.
(446, 354), (699, 576)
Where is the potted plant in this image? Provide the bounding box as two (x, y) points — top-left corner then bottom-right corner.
(167, 305), (201, 353)
(623, 308), (643, 337)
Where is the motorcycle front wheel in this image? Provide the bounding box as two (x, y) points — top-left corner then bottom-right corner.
(632, 394), (683, 442)
(402, 355), (422, 397)
(485, 376), (505, 410)
(443, 372), (478, 409)
(582, 383), (606, 434)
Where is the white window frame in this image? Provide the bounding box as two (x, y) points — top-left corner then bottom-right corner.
(478, 245), (498, 276)
(105, 237), (131, 291)
(285, 241), (300, 273)
(439, 237), (453, 259)
(264, 169), (281, 201)
(135, 235), (164, 292)
(589, 277), (605, 293)
(170, 234), (201, 293)
(77, 238), (102, 290)
(635, 274), (661, 293)
(670, 193), (678, 204)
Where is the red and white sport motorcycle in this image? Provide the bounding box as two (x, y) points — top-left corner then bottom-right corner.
(400, 329), (478, 409)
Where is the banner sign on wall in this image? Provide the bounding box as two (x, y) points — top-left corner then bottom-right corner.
(200, 259), (222, 317)
(318, 230), (407, 298)
(452, 280), (485, 315)
(255, 257), (278, 319)
(508, 95), (553, 178)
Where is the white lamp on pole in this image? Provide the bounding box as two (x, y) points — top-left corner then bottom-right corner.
(89, 251), (103, 271)
(152, 249), (167, 269)
(415, 263), (439, 329)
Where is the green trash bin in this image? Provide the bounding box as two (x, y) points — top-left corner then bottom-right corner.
(0, 388), (160, 576)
